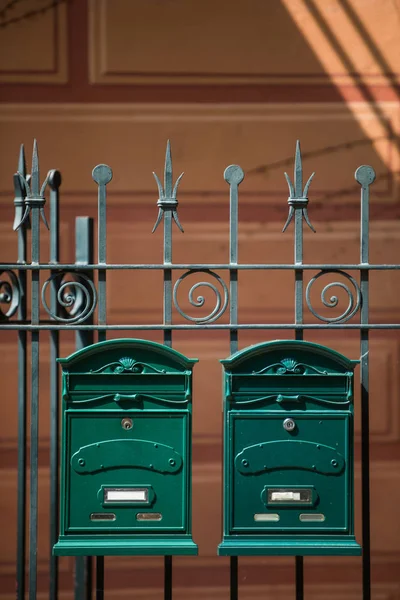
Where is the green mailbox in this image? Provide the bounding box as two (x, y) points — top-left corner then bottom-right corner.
(218, 340), (361, 557)
(53, 338), (198, 556)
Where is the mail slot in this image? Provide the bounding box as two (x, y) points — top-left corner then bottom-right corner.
(218, 340), (361, 556)
(53, 338), (198, 556)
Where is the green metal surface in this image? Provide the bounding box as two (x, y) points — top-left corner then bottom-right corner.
(71, 439), (183, 474)
(54, 338), (198, 556)
(218, 340), (361, 557)
(235, 437), (346, 475)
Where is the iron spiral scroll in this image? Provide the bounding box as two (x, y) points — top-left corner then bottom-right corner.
(306, 270), (361, 323)
(41, 271), (97, 323)
(0, 270), (20, 320)
(173, 269), (229, 324)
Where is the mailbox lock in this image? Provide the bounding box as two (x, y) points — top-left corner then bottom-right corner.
(283, 418), (296, 432)
(121, 418), (133, 430)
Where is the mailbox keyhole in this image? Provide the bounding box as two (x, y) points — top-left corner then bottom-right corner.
(121, 418), (133, 430)
(283, 418), (296, 432)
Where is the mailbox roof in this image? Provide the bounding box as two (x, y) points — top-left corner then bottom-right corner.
(221, 340), (358, 372)
(57, 338), (198, 372)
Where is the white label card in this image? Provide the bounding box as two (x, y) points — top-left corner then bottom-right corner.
(271, 491), (301, 501)
(105, 489), (147, 502)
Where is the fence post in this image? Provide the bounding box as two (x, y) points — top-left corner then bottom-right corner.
(153, 140), (185, 599)
(15, 140), (51, 600)
(92, 162), (112, 600)
(356, 165), (375, 600)
(14, 144), (28, 600)
(74, 216), (95, 599)
(225, 164), (244, 600)
(49, 168), (62, 600)
(283, 141), (315, 600)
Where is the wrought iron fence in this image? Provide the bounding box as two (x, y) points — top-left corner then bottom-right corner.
(1, 136), (389, 599)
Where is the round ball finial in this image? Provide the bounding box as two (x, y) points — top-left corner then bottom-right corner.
(224, 165), (244, 185)
(48, 169), (62, 190)
(355, 165), (376, 186)
(92, 164), (113, 185)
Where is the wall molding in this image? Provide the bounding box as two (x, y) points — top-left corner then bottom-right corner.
(0, 2), (67, 83)
(88, 0), (400, 88)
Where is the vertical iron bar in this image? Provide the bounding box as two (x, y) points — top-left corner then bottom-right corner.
(151, 140), (186, 598)
(92, 164), (112, 345)
(295, 560), (304, 599)
(294, 203), (303, 335)
(75, 217), (95, 347)
(294, 196), (304, 600)
(93, 164), (112, 599)
(164, 555), (173, 600)
(225, 165), (244, 600)
(230, 556), (238, 600)
(356, 166), (375, 600)
(29, 140), (41, 600)
(226, 165), (244, 356)
(74, 217), (94, 600)
(152, 141), (185, 597)
(163, 208), (173, 596)
(15, 144), (28, 600)
(26, 140), (50, 600)
(29, 331), (39, 600)
(49, 170), (62, 600)
(360, 295), (369, 600)
(162, 143), (173, 599)
(283, 141), (317, 600)
(163, 207), (172, 348)
(95, 557), (104, 600)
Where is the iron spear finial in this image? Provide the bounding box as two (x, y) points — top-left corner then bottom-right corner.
(282, 140), (316, 233)
(14, 139), (50, 231)
(152, 140), (184, 233)
(294, 139), (303, 199)
(31, 138), (40, 197)
(18, 143), (26, 177)
(164, 139), (173, 199)
(13, 144), (31, 231)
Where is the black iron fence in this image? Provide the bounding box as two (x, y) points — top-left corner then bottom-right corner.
(0, 138), (389, 599)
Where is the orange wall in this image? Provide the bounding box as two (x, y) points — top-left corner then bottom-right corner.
(0, 1), (399, 598)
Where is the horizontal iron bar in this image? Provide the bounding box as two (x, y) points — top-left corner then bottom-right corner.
(1, 323), (400, 330)
(0, 263), (400, 270)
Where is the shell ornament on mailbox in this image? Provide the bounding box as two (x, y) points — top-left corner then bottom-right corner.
(53, 339), (198, 556)
(218, 340), (361, 557)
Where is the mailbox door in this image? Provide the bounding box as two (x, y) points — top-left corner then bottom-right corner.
(65, 412), (188, 533)
(230, 412), (350, 533)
